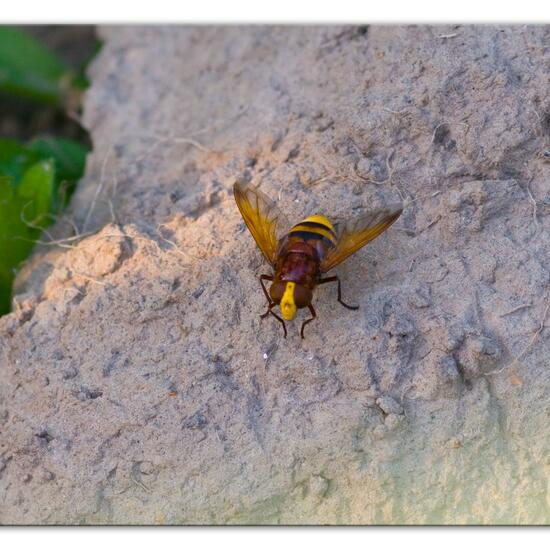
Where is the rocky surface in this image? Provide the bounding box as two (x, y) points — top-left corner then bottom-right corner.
(1, 25), (549, 524)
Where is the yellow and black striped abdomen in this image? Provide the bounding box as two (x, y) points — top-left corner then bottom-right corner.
(288, 214), (337, 247)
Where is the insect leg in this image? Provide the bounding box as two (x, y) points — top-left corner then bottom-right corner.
(259, 274), (273, 302)
(318, 275), (359, 310)
(259, 274), (275, 317)
(260, 301), (275, 319)
(269, 308), (288, 338)
(300, 304), (317, 339)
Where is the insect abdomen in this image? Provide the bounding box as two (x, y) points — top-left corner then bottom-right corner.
(288, 214), (337, 247)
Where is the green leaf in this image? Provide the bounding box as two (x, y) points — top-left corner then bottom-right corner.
(28, 136), (87, 183)
(17, 159), (56, 226)
(0, 158), (56, 315)
(0, 135), (88, 314)
(0, 138), (39, 184)
(28, 136), (88, 209)
(0, 159), (55, 263)
(0, 26), (69, 104)
(0, 177), (26, 314)
(0, 262), (13, 315)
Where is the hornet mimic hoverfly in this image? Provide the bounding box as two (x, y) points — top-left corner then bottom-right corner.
(234, 181), (403, 338)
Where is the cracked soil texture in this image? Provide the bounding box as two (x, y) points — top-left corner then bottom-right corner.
(1, 25), (549, 524)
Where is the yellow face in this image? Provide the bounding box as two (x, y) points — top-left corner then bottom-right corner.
(280, 282), (297, 321)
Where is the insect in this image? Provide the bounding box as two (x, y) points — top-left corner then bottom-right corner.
(234, 181), (403, 338)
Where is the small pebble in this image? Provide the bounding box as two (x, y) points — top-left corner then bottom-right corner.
(447, 190), (463, 211)
(356, 158), (371, 178)
(448, 437), (463, 449)
(139, 461), (155, 475)
(42, 469), (55, 482)
(376, 396), (404, 415)
(310, 475), (330, 499)
(62, 367), (79, 380)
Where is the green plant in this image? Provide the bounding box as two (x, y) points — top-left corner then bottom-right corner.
(0, 26), (95, 315)
(0, 26), (86, 106)
(0, 137), (88, 313)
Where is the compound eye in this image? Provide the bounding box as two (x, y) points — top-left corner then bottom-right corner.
(269, 282), (285, 304)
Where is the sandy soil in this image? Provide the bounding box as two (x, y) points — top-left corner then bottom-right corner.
(1, 25), (549, 524)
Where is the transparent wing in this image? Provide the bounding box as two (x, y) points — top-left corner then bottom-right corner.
(321, 203), (403, 272)
(233, 181), (290, 266)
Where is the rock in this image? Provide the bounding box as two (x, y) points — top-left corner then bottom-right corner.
(448, 437), (463, 449)
(62, 367), (79, 380)
(309, 474), (330, 500)
(376, 396), (404, 415)
(1, 25), (549, 525)
(41, 469), (55, 483)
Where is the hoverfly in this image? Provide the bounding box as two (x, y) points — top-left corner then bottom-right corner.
(234, 181), (403, 338)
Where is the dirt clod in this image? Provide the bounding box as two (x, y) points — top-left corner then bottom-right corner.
(1, 25), (549, 525)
